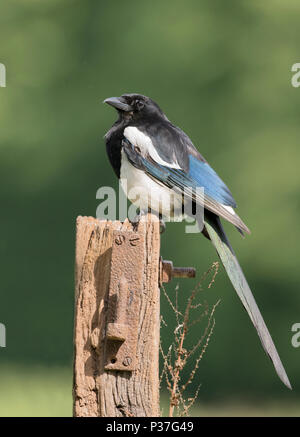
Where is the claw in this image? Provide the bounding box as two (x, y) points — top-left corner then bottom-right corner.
(131, 209), (147, 231)
(159, 219), (166, 234)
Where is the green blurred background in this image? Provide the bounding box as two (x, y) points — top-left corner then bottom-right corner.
(0, 0), (300, 416)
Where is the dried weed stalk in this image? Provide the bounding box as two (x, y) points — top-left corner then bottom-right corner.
(160, 261), (220, 417)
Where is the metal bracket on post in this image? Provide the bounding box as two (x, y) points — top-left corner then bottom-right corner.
(159, 258), (196, 285)
(104, 229), (144, 372)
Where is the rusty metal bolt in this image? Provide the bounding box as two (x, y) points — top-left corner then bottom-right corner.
(129, 237), (140, 246)
(173, 267), (196, 278)
(123, 357), (132, 366)
(115, 235), (125, 245)
(160, 258), (196, 284)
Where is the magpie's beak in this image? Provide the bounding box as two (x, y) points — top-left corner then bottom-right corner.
(103, 96), (133, 112)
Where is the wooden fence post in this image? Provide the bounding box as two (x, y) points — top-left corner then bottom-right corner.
(73, 215), (161, 417)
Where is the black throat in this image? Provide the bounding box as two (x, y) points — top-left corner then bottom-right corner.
(104, 118), (127, 178)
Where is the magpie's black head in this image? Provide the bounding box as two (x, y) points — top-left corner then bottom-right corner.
(104, 93), (166, 122)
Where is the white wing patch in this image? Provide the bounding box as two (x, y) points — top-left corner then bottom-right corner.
(124, 126), (181, 169)
(222, 204), (237, 216)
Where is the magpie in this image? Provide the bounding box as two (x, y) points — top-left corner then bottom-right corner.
(104, 93), (291, 389)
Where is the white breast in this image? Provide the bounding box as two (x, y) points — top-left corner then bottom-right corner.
(120, 150), (183, 220)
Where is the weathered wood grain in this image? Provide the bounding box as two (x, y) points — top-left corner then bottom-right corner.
(73, 215), (160, 417)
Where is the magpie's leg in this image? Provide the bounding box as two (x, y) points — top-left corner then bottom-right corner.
(150, 210), (166, 234)
(159, 218), (166, 234)
(131, 209), (147, 231)
(131, 209), (166, 233)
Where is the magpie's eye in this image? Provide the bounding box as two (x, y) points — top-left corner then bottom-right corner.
(135, 100), (144, 111)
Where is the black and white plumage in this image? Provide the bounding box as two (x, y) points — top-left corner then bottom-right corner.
(104, 93), (291, 389)
(105, 94), (247, 230)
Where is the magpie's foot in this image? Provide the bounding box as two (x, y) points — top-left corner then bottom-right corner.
(159, 218), (166, 234)
(131, 209), (147, 231)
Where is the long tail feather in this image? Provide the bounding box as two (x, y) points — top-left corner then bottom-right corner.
(204, 214), (291, 389)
